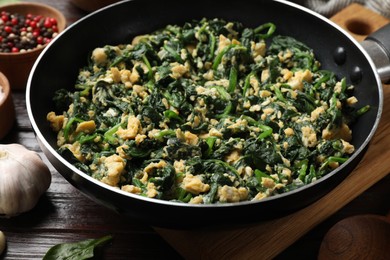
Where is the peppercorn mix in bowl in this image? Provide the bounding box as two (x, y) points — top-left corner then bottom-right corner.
(0, 2), (66, 90)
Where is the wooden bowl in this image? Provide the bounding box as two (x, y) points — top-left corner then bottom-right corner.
(0, 2), (66, 90)
(0, 71), (15, 140)
(318, 214), (390, 259)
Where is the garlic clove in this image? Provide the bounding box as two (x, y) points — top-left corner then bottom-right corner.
(0, 144), (51, 217)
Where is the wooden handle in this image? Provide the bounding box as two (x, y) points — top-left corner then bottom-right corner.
(331, 3), (390, 42)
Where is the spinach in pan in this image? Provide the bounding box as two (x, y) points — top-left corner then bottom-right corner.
(47, 18), (368, 204)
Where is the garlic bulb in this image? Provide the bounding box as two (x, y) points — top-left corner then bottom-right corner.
(0, 144), (51, 217)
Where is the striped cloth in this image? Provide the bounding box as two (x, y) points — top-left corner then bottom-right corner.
(294, 0), (390, 18)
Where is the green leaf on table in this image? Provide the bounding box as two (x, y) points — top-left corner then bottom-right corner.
(43, 235), (113, 260)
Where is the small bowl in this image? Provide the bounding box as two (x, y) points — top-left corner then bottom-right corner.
(0, 71), (15, 140)
(0, 2), (66, 90)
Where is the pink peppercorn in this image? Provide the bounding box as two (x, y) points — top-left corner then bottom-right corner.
(11, 17), (18, 25)
(1, 14), (8, 22)
(43, 18), (52, 28)
(4, 26), (12, 33)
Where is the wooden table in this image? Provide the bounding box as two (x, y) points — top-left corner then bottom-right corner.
(1, 1), (389, 259)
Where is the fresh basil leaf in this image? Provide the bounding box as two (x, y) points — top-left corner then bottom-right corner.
(43, 235), (113, 260)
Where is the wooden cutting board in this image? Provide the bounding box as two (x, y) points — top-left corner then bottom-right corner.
(155, 4), (390, 259)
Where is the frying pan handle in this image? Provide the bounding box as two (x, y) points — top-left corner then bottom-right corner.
(361, 23), (390, 83)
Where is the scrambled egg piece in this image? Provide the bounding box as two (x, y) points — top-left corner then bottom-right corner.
(189, 196), (204, 204)
(47, 112), (65, 132)
(341, 139), (355, 154)
(182, 173), (210, 195)
(110, 67), (121, 83)
(301, 125), (318, 147)
(284, 127), (295, 136)
(100, 154), (126, 187)
(184, 131), (199, 146)
(278, 49), (293, 62)
(261, 69), (270, 83)
(116, 144), (131, 159)
(170, 62), (190, 79)
(253, 192), (268, 200)
(217, 185), (248, 203)
(119, 69), (132, 87)
(135, 134), (147, 145)
(217, 34), (231, 53)
(209, 128), (223, 138)
(116, 115), (141, 140)
(281, 68), (293, 81)
(132, 85), (148, 99)
(75, 120), (96, 134)
(130, 65), (140, 83)
(225, 150), (241, 164)
(322, 123), (352, 142)
(261, 177), (276, 189)
(288, 69), (313, 91)
(146, 182), (158, 198)
(91, 47), (107, 66)
(121, 185), (142, 194)
(63, 141), (84, 162)
(310, 106), (326, 121)
(251, 40), (266, 61)
(173, 160), (186, 174)
(346, 96), (358, 105)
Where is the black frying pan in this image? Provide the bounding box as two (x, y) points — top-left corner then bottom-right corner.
(26, 0), (389, 228)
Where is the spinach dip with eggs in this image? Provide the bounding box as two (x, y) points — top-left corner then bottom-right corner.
(47, 18), (368, 204)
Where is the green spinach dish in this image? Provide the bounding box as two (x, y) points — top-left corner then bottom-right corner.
(47, 18), (368, 204)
